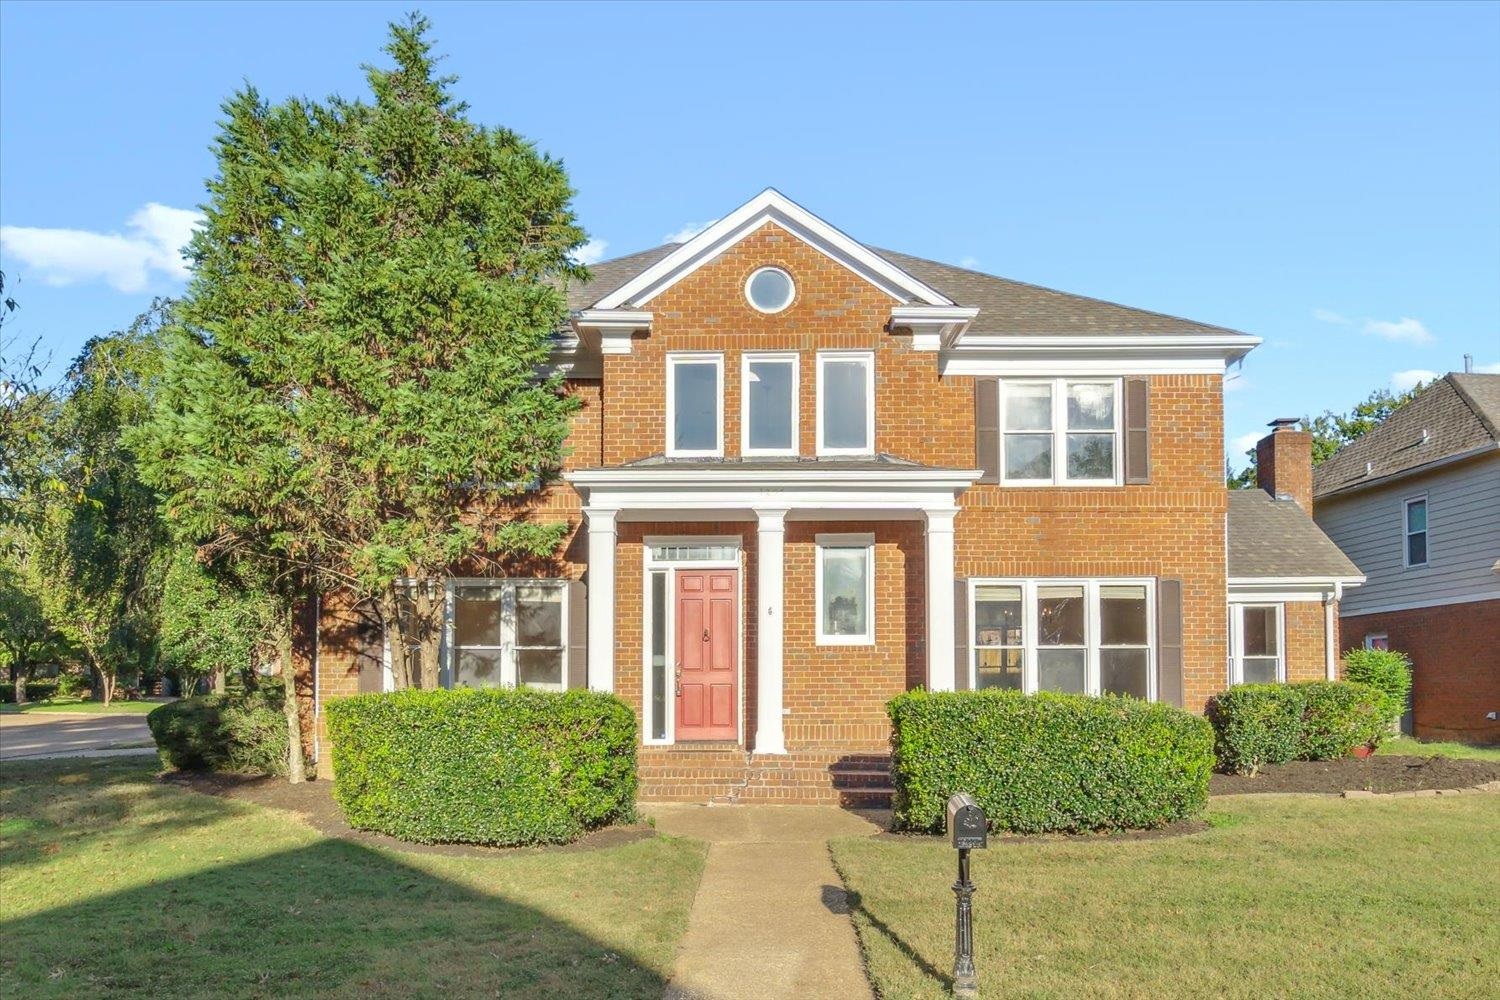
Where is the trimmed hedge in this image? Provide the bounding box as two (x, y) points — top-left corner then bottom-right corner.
(888, 690), (1214, 834)
(1207, 681), (1389, 775)
(147, 686), (290, 776)
(326, 687), (638, 847)
(1342, 647), (1412, 727)
(0, 681), (60, 704)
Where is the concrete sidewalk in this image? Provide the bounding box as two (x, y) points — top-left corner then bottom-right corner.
(0, 712), (154, 760)
(646, 804), (883, 1000)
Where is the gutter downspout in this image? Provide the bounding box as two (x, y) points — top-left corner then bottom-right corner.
(1324, 581), (1343, 681)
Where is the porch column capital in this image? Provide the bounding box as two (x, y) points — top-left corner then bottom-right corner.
(925, 508), (959, 692)
(754, 507), (788, 755)
(584, 508), (617, 693)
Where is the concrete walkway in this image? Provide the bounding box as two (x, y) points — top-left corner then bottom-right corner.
(645, 804), (884, 1000)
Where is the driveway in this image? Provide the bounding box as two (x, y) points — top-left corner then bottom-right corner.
(0, 712), (155, 760)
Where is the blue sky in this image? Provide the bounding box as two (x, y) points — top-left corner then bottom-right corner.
(3, 1), (1497, 466)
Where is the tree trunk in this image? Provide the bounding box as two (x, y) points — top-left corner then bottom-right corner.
(414, 587), (441, 690)
(377, 591), (411, 690)
(92, 654), (115, 707)
(14, 668), (27, 705)
(212, 667), (226, 694)
(279, 627), (306, 784)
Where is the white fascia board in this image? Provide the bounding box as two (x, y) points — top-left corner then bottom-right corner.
(574, 309), (653, 356)
(940, 334), (1261, 376)
(594, 188), (954, 310)
(1227, 576), (1364, 604)
(890, 305), (981, 351)
(567, 466), (982, 490)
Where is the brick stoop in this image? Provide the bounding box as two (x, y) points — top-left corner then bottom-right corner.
(638, 746), (894, 808)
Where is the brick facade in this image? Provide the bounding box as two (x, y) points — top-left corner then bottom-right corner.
(1340, 600), (1500, 743)
(1283, 600), (1332, 683)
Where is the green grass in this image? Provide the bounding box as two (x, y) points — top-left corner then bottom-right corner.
(833, 794), (1499, 999)
(0, 757), (707, 998)
(0, 698), (170, 715)
(1376, 736), (1500, 761)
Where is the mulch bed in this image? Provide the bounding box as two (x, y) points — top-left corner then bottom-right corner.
(159, 770), (655, 858)
(1210, 754), (1500, 796)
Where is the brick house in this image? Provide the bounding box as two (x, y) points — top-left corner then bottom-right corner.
(1313, 372), (1500, 743)
(300, 189), (1364, 801)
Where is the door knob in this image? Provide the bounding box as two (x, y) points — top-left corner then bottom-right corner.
(702, 628), (710, 642)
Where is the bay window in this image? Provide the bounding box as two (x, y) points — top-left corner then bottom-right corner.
(998, 379), (1120, 485)
(667, 354), (723, 457)
(447, 579), (569, 691)
(968, 579), (1155, 698)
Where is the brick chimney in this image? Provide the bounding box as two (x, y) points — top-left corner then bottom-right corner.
(1256, 417), (1313, 510)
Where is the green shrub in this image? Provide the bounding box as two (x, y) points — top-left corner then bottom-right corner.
(1207, 680), (1391, 773)
(887, 690), (1214, 834)
(147, 685), (290, 776)
(1299, 681), (1387, 758)
(54, 672), (88, 698)
(326, 687), (637, 847)
(1206, 684), (1307, 775)
(0, 681), (60, 704)
(1342, 647), (1412, 729)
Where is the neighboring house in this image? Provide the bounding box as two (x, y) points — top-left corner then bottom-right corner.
(298, 189), (1363, 801)
(1313, 373), (1500, 743)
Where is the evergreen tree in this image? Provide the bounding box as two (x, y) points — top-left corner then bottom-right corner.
(135, 15), (588, 702)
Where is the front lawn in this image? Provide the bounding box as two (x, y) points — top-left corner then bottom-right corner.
(0, 757), (706, 998)
(833, 794), (1498, 998)
(1375, 736), (1500, 762)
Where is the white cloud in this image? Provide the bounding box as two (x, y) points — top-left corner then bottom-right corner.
(573, 238), (608, 266)
(1363, 316), (1433, 345)
(1313, 308), (1351, 325)
(662, 219), (717, 244)
(1473, 361), (1500, 374)
(1230, 431), (1262, 456)
(1390, 368), (1439, 393)
(958, 256), (980, 270)
(0, 203), (202, 293)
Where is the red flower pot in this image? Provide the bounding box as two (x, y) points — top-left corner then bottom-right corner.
(1351, 746), (1374, 759)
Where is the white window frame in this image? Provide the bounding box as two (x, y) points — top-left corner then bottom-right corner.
(815, 351), (875, 457)
(741, 352), (800, 457)
(1402, 494), (1428, 569)
(744, 266), (796, 314)
(666, 352), (724, 458)
(1363, 633), (1389, 651)
(966, 578), (1156, 698)
(997, 378), (1122, 486)
(815, 532), (876, 646)
(442, 578), (570, 691)
(1228, 601), (1285, 685)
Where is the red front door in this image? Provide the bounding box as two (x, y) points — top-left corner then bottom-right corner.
(675, 569), (738, 741)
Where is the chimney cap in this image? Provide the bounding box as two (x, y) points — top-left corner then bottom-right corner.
(1267, 417), (1301, 431)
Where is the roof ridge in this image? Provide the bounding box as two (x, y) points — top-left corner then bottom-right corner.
(873, 246), (1250, 338)
(1449, 372), (1500, 443)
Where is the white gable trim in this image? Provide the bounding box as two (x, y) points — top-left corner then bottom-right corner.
(593, 189), (956, 310)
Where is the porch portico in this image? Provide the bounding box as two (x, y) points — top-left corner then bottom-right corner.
(566, 458), (980, 756)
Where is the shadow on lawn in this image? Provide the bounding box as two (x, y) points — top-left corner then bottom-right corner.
(0, 762), (670, 998)
(841, 887), (953, 992)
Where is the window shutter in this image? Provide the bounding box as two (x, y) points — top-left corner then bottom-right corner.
(1156, 578), (1184, 707)
(975, 378), (999, 483)
(1124, 376), (1151, 484)
(953, 578), (970, 691)
(355, 604), (384, 693)
(567, 579), (588, 690)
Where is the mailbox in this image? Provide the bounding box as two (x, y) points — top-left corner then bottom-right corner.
(947, 792), (988, 850)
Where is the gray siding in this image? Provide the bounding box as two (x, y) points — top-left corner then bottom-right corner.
(1315, 453), (1500, 615)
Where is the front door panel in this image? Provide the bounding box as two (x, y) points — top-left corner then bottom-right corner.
(675, 570), (738, 741)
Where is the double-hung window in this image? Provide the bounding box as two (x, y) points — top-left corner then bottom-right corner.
(968, 579), (1154, 698)
(999, 379), (1120, 485)
(816, 352), (874, 456)
(742, 353), (798, 456)
(448, 580), (568, 691)
(667, 354), (723, 457)
(1229, 603), (1283, 684)
(816, 533), (874, 645)
(1403, 496), (1428, 567)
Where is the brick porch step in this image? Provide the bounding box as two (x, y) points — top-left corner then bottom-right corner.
(639, 748), (895, 807)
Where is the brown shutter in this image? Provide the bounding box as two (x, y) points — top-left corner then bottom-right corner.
(953, 578), (970, 691)
(1156, 578), (1184, 707)
(355, 603), (384, 693)
(1124, 376), (1151, 484)
(567, 579), (588, 690)
(974, 378), (1000, 483)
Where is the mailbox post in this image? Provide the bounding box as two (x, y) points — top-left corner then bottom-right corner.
(946, 792), (987, 999)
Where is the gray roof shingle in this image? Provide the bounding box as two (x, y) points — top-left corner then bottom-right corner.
(1227, 490), (1363, 580)
(563, 242), (1249, 338)
(1313, 373), (1500, 499)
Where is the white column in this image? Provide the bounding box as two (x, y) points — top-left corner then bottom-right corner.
(585, 508), (617, 693)
(754, 508), (788, 754)
(925, 508), (958, 692)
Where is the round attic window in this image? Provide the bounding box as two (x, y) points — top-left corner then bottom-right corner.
(745, 267), (795, 313)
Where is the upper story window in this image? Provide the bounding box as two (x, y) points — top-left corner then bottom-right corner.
(1403, 496), (1428, 567)
(667, 353), (723, 457)
(745, 267), (795, 313)
(999, 378), (1120, 486)
(817, 351), (874, 456)
(742, 353), (798, 456)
